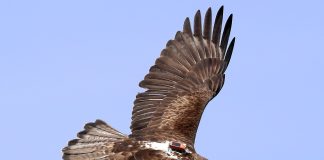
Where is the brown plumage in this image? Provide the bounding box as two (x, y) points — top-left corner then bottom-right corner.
(63, 6), (235, 160)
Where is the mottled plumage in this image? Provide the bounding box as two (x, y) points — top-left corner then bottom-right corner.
(63, 6), (235, 160)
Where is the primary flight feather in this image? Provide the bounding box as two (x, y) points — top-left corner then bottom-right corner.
(63, 6), (235, 160)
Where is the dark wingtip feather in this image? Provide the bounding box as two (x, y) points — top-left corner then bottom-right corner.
(95, 119), (107, 125)
(77, 130), (88, 138)
(68, 139), (79, 146)
(84, 122), (96, 130)
(203, 7), (212, 40)
(194, 10), (202, 37)
(225, 37), (235, 64)
(228, 14), (233, 23)
(183, 17), (192, 35)
(212, 6), (224, 45)
(220, 14), (233, 55)
(175, 31), (182, 41)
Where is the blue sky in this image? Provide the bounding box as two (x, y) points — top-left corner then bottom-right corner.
(0, 0), (323, 159)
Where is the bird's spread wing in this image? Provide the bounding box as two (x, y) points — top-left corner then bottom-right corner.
(130, 7), (235, 146)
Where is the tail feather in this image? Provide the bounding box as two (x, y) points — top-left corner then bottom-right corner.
(63, 119), (127, 160)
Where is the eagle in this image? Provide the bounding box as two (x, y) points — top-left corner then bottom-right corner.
(63, 6), (235, 160)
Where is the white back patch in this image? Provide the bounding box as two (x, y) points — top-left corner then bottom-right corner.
(142, 141), (178, 159)
(144, 141), (170, 151)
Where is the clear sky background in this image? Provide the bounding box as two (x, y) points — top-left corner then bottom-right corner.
(0, 0), (323, 160)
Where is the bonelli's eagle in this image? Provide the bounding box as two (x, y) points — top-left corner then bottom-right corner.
(63, 5), (235, 160)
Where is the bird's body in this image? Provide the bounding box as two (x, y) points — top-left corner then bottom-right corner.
(63, 6), (235, 160)
(64, 120), (206, 160)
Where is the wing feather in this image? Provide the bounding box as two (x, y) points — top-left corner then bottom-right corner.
(212, 6), (224, 47)
(183, 17), (193, 35)
(203, 8), (212, 40)
(193, 10), (202, 37)
(220, 14), (233, 56)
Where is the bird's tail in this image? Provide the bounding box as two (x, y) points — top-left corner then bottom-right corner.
(62, 119), (127, 160)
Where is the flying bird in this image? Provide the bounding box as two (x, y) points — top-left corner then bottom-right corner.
(63, 6), (235, 160)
